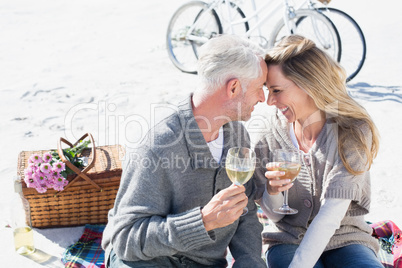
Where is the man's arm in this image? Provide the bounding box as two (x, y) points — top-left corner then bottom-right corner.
(108, 150), (214, 261)
(228, 180), (267, 268)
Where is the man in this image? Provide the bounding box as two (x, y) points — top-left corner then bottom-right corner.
(102, 34), (268, 267)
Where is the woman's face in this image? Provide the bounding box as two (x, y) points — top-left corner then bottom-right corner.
(265, 64), (317, 123)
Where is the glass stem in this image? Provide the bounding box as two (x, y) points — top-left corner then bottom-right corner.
(283, 189), (289, 208)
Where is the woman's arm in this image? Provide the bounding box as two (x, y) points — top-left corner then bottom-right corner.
(260, 188), (285, 222)
(289, 198), (351, 268)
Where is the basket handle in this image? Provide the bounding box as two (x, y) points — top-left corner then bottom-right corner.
(57, 133), (102, 192)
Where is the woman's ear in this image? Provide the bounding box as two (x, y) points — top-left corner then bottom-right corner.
(226, 78), (241, 99)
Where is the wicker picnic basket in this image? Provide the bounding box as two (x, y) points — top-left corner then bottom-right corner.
(17, 133), (125, 228)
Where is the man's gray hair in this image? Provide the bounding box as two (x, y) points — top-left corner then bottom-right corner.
(197, 34), (265, 92)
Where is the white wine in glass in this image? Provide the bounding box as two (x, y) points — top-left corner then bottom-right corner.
(225, 147), (256, 216)
(272, 149), (301, 215)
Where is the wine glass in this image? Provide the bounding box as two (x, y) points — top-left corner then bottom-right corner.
(225, 147), (256, 216)
(272, 149), (301, 215)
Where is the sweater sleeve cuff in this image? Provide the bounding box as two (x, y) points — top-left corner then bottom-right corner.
(261, 188), (285, 222)
(168, 207), (215, 250)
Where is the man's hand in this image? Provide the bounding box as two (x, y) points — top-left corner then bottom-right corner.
(201, 184), (247, 231)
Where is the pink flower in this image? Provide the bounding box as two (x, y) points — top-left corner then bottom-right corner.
(24, 174), (35, 188)
(52, 161), (65, 173)
(24, 165), (34, 177)
(42, 152), (52, 163)
(50, 170), (61, 178)
(40, 163), (52, 174)
(36, 186), (47, 193)
(34, 172), (47, 187)
(53, 185), (64, 191)
(23, 174), (30, 184)
(29, 154), (43, 164)
(54, 177), (64, 185)
(45, 177), (54, 188)
(25, 152), (70, 193)
(53, 177), (68, 191)
(26, 180), (36, 188)
(25, 177), (42, 192)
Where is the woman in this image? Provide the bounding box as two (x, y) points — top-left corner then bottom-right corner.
(253, 35), (383, 267)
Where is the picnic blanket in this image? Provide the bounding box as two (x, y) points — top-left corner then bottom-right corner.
(370, 220), (402, 268)
(227, 207), (401, 267)
(62, 215), (401, 267)
(62, 224), (106, 268)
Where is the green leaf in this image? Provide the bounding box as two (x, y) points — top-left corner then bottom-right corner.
(51, 138), (91, 178)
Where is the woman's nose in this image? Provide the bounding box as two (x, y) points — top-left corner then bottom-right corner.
(267, 93), (275, 106)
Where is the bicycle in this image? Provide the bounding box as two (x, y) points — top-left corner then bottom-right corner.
(166, 0), (340, 75)
(303, 0), (367, 82)
(166, 0), (366, 82)
(268, 0), (367, 82)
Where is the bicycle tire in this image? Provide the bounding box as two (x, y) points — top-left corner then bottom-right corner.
(269, 9), (341, 65)
(166, 1), (222, 74)
(190, 1), (250, 59)
(215, 1), (250, 35)
(217, 1), (270, 49)
(315, 7), (366, 82)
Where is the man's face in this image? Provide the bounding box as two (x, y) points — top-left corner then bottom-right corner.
(238, 60), (267, 121)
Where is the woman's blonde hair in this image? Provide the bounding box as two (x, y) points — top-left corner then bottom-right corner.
(266, 35), (379, 175)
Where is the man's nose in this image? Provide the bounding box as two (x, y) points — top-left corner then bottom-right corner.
(259, 88), (266, 103)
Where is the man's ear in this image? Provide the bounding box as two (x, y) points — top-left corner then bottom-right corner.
(226, 78), (241, 99)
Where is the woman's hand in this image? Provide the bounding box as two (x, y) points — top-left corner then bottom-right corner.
(265, 162), (294, 195)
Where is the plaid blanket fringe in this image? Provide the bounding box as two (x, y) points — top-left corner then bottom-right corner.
(62, 214), (401, 268)
(62, 224), (106, 268)
(370, 220), (402, 268)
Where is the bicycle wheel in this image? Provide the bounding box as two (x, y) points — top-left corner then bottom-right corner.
(166, 1), (222, 73)
(215, 1), (269, 49)
(190, 1), (250, 59)
(316, 8), (366, 82)
(269, 9), (341, 64)
(214, 1), (249, 35)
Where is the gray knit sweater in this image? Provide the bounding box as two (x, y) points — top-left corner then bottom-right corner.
(253, 109), (379, 254)
(102, 96), (266, 267)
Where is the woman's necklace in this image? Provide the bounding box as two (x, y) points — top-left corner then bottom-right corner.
(294, 111), (326, 153)
(294, 126), (313, 153)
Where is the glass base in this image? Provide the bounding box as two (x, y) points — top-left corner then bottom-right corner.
(16, 245), (35, 255)
(273, 206), (298, 215)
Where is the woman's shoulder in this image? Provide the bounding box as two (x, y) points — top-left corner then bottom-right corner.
(355, 120), (371, 134)
(327, 117), (371, 132)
